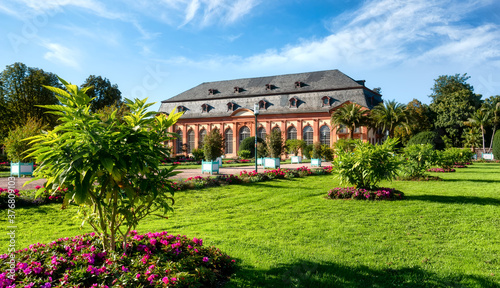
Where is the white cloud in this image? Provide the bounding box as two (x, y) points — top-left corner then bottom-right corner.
(42, 42), (80, 69)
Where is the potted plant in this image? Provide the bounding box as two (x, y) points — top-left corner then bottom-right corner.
(311, 142), (322, 167)
(286, 139), (306, 164)
(202, 128), (224, 174)
(256, 142), (268, 166)
(264, 129), (284, 169)
(4, 118), (44, 177)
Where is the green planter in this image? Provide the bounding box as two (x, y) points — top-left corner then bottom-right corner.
(202, 161), (220, 174)
(291, 156), (302, 164)
(11, 162), (34, 177)
(263, 158), (280, 169)
(311, 158), (322, 167)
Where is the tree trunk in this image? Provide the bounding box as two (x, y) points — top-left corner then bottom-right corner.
(481, 125), (486, 154)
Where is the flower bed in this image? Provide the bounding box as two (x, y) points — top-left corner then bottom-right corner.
(0, 231), (235, 287)
(427, 168), (456, 173)
(327, 187), (404, 201)
(0, 186), (65, 208)
(453, 164), (467, 168)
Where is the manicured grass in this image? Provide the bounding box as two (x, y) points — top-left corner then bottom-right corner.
(1, 163), (499, 287)
(0, 171), (10, 177)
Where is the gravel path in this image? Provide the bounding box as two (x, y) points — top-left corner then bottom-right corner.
(1, 162), (332, 190)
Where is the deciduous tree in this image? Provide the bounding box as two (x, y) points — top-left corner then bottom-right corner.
(80, 75), (122, 112)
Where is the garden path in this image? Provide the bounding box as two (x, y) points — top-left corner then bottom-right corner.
(1, 162), (332, 190)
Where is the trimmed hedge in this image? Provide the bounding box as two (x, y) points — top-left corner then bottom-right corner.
(407, 131), (445, 150)
(239, 137), (265, 158)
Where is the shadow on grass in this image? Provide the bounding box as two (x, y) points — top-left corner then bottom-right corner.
(228, 260), (498, 288)
(406, 195), (500, 206)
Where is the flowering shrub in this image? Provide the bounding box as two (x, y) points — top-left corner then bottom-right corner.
(427, 168), (456, 173)
(0, 231), (236, 287)
(327, 187), (404, 201)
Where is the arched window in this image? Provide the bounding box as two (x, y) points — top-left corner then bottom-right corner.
(257, 127), (266, 140)
(199, 129), (207, 146)
(176, 130), (183, 153)
(303, 126), (313, 145)
(320, 125), (330, 146)
(239, 126), (250, 144)
(187, 130), (195, 153)
(225, 129), (233, 154)
(287, 126), (297, 140)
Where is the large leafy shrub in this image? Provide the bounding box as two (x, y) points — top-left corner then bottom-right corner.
(239, 136), (265, 158)
(312, 142), (322, 159)
(203, 128), (224, 161)
(333, 138), (356, 153)
(26, 78), (183, 252)
(237, 149), (251, 159)
(407, 131), (445, 150)
(191, 148), (204, 161)
(321, 145), (335, 161)
(4, 117), (45, 162)
(436, 147), (474, 169)
(493, 130), (500, 160)
(303, 144), (313, 159)
(333, 138), (402, 189)
(401, 144), (436, 178)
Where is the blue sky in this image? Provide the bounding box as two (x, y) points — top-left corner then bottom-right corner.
(1, 0), (499, 112)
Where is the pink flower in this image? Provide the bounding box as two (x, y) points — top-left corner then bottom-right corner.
(136, 273), (141, 279)
(203, 257), (209, 262)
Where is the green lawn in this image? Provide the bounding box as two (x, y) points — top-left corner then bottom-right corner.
(1, 163), (499, 287)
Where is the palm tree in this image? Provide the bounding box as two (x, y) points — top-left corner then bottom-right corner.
(330, 103), (368, 139)
(465, 107), (491, 153)
(370, 100), (410, 138)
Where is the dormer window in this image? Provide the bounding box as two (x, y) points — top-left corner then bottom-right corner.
(289, 97), (298, 108)
(258, 100), (267, 110)
(321, 96), (331, 107)
(265, 84), (274, 90)
(208, 88), (218, 95)
(234, 86), (241, 93)
(227, 102), (235, 111)
(294, 81), (303, 88)
(201, 103), (209, 113)
(177, 106), (187, 113)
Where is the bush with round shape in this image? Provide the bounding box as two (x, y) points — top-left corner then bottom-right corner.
(312, 142), (322, 159)
(401, 144), (436, 179)
(191, 148), (204, 161)
(266, 130), (284, 158)
(407, 131), (445, 150)
(239, 136), (265, 158)
(237, 149), (252, 159)
(303, 144), (313, 159)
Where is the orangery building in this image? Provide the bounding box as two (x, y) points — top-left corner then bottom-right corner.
(158, 69), (383, 158)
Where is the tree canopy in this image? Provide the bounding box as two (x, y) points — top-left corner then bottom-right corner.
(331, 103), (368, 139)
(80, 75), (122, 112)
(429, 74), (482, 147)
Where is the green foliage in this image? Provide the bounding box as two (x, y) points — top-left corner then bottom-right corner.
(4, 117), (45, 162)
(407, 131), (445, 150)
(285, 139), (306, 155)
(303, 144), (313, 159)
(436, 148), (474, 169)
(80, 75), (122, 112)
(191, 148), (205, 161)
(239, 136), (264, 158)
(370, 100), (409, 138)
(462, 127), (482, 150)
(256, 142), (268, 158)
(333, 138), (357, 153)
(401, 144), (436, 178)
(330, 103), (368, 139)
(312, 142), (322, 159)
(237, 149), (252, 159)
(492, 130), (500, 160)
(321, 145), (335, 161)
(429, 74), (482, 147)
(0, 62), (61, 140)
(267, 129), (284, 158)
(26, 77), (184, 252)
(394, 99), (433, 145)
(203, 128), (224, 161)
(464, 107), (491, 153)
(333, 138), (402, 189)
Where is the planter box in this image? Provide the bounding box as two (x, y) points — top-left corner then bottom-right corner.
(257, 158), (264, 166)
(11, 162), (34, 177)
(201, 161), (220, 174)
(311, 158), (322, 167)
(263, 157), (280, 169)
(291, 156), (302, 164)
